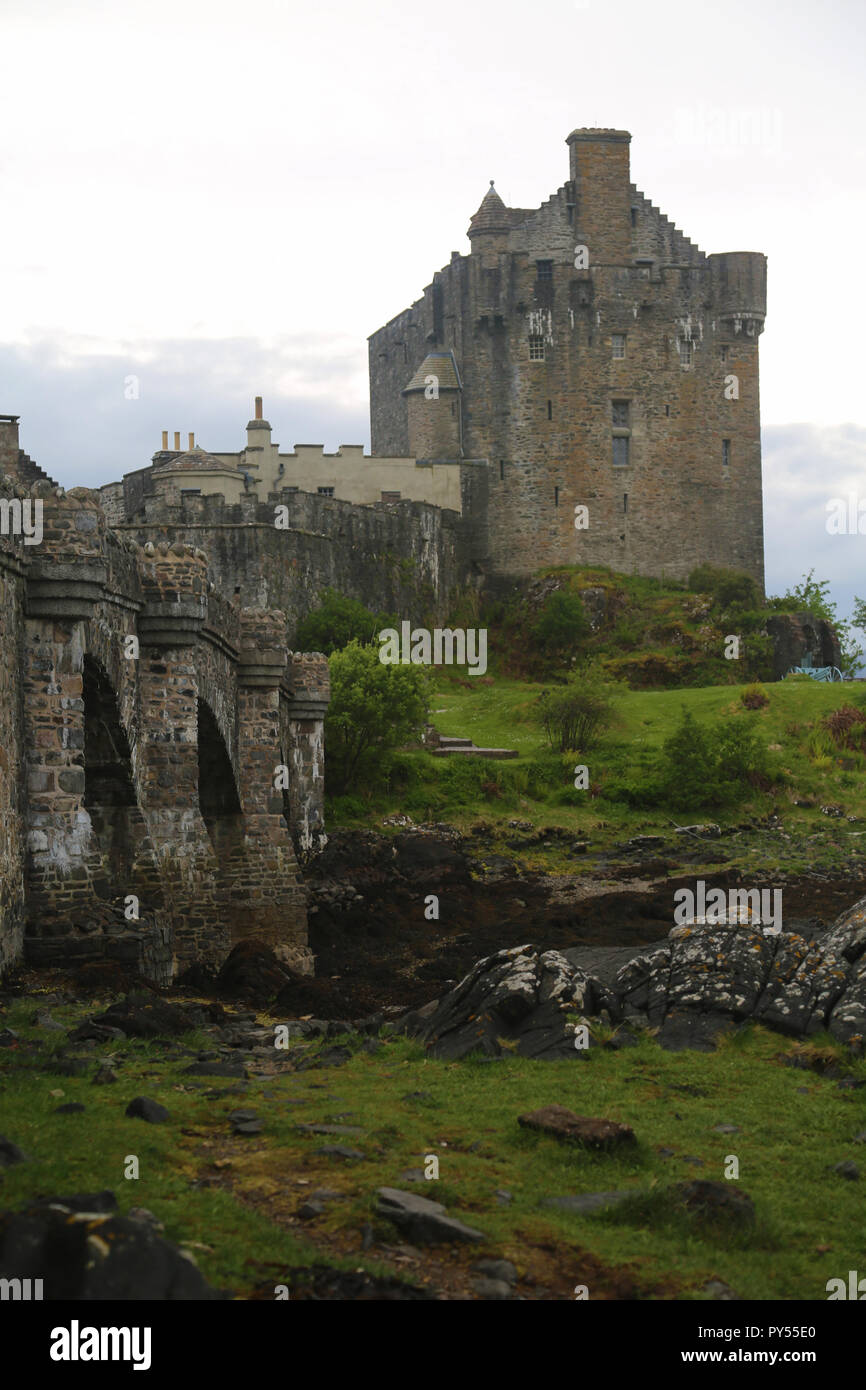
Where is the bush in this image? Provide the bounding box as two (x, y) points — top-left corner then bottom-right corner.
(529, 590), (589, 665)
(688, 565), (761, 613)
(295, 590), (397, 656)
(825, 705), (866, 751)
(741, 682), (770, 710)
(537, 666), (619, 752)
(653, 708), (773, 811)
(325, 641), (430, 794)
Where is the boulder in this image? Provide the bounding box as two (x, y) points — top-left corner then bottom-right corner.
(374, 1187), (484, 1245)
(518, 1106), (635, 1151)
(407, 944), (610, 1060)
(0, 1197), (225, 1299)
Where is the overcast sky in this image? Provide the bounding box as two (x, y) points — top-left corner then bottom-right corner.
(2, 0), (865, 636)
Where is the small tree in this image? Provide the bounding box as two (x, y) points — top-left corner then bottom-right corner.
(325, 640), (431, 794)
(538, 665), (619, 753)
(295, 590), (397, 656)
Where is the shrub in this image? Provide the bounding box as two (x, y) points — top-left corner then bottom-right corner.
(653, 708), (773, 811)
(688, 565), (761, 612)
(325, 641), (430, 794)
(529, 590), (589, 665)
(741, 682), (770, 710)
(295, 589), (397, 655)
(825, 704), (866, 751)
(537, 665), (619, 752)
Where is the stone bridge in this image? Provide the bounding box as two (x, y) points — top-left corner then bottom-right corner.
(0, 418), (328, 985)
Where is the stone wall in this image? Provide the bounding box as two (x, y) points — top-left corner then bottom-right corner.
(112, 487), (482, 637)
(0, 490), (26, 975)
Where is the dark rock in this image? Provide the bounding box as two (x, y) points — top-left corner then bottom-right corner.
(0, 1137), (27, 1167)
(471, 1276), (511, 1299)
(31, 1010), (64, 1031)
(374, 1187), (484, 1244)
(315, 1145), (366, 1160)
(90, 994), (205, 1039)
(675, 1180), (756, 1229)
(68, 1021), (127, 1044)
(518, 1106), (635, 1151)
(0, 1199), (224, 1298)
(831, 1160), (859, 1181)
(125, 1097), (170, 1124)
(183, 1060), (248, 1079)
(701, 1278), (739, 1300)
(297, 1201), (326, 1220)
(472, 1258), (517, 1284)
(295, 1046), (353, 1071)
(55, 1103), (86, 1115)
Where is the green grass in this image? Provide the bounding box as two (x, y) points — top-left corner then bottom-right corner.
(2, 997), (864, 1299)
(329, 673), (866, 873)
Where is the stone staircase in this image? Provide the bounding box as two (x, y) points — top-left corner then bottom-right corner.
(430, 735), (518, 761)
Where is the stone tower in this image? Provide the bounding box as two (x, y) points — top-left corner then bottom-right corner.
(368, 128), (767, 588)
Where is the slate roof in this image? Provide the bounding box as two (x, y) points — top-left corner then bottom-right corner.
(402, 350), (462, 394)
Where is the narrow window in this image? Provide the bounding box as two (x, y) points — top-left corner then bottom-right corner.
(721, 345), (729, 363)
(536, 260), (553, 280)
(611, 333), (626, 359)
(317, 486), (335, 497)
(547, 399), (553, 420)
(612, 400), (630, 428)
(499, 460), (505, 481)
(612, 437), (630, 468)
(722, 439), (731, 467)
(623, 493), (628, 513)
(630, 207), (638, 227)
(665, 404), (670, 417)
(554, 486), (560, 507)
(678, 338), (693, 367)
(528, 336), (545, 360)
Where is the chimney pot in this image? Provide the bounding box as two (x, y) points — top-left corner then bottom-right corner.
(188, 431), (195, 450)
(255, 396), (263, 420)
(174, 431), (180, 450)
(161, 430), (168, 449)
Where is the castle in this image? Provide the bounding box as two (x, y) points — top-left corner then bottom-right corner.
(370, 127), (767, 586)
(105, 128), (767, 590)
(0, 124), (770, 984)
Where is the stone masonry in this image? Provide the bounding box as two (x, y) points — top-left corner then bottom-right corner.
(369, 127), (767, 588)
(0, 415), (328, 985)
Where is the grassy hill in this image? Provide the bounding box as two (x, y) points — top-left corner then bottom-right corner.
(328, 674), (866, 876)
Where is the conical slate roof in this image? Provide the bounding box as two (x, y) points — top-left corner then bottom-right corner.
(468, 181), (511, 237)
(402, 350), (462, 394)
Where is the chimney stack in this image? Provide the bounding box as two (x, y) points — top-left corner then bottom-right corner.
(161, 430), (168, 450)
(255, 396), (263, 420)
(173, 431), (180, 450)
(188, 431), (195, 450)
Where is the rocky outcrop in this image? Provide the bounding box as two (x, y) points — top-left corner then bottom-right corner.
(765, 611), (842, 679)
(403, 894), (866, 1055)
